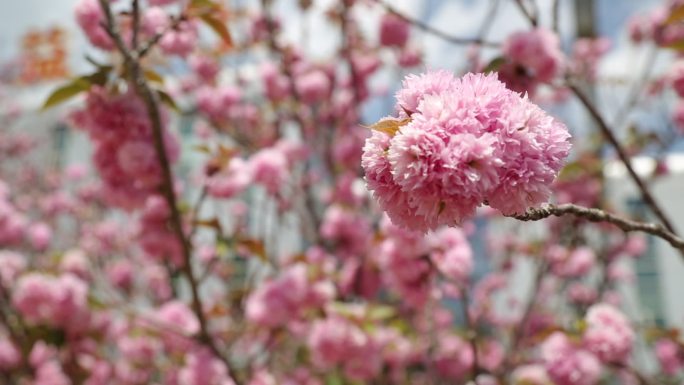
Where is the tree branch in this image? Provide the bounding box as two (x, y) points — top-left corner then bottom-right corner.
(97, 1), (241, 382)
(568, 82), (678, 234)
(137, 14), (185, 58)
(505, 260), (547, 369)
(372, 0), (500, 48)
(511, 203), (684, 252)
(131, 0), (140, 49)
(513, 0), (538, 27)
(551, 0), (560, 33)
(459, 285), (482, 382)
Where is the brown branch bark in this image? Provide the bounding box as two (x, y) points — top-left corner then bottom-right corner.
(459, 285), (482, 383)
(568, 83), (677, 235)
(137, 14), (186, 58)
(261, 0), (323, 243)
(568, 82), (676, 233)
(512, 203), (684, 251)
(513, 0), (538, 26)
(131, 0), (140, 49)
(97, 1), (241, 382)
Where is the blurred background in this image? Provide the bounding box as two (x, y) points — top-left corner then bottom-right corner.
(1, 0), (683, 341)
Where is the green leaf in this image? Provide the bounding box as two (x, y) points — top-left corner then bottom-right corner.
(483, 56), (506, 73)
(325, 373), (344, 385)
(156, 90), (180, 112)
(200, 13), (233, 48)
(83, 66), (112, 86)
(367, 305), (395, 320)
(557, 162), (584, 181)
(42, 78), (91, 110)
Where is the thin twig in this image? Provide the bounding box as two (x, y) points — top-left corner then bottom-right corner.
(505, 260), (547, 369)
(261, 0), (323, 239)
(476, 0), (501, 41)
(610, 363), (655, 385)
(613, 46), (659, 129)
(568, 82), (678, 234)
(513, 0), (538, 26)
(373, 0), (500, 48)
(551, 0), (560, 33)
(341, 0), (361, 109)
(131, 0), (140, 49)
(512, 203), (684, 252)
(97, 1), (241, 382)
(137, 14), (186, 58)
(189, 185), (209, 240)
(460, 285), (482, 383)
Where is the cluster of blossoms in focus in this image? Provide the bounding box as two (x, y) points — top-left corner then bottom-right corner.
(363, 70), (572, 232)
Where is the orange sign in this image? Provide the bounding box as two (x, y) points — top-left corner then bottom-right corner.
(19, 27), (69, 84)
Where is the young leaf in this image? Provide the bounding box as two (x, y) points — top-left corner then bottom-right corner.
(362, 118), (411, 137)
(238, 238), (267, 262)
(42, 78), (91, 110)
(156, 90), (180, 112)
(194, 217), (223, 232)
(144, 69), (165, 84)
(665, 39), (684, 51)
(483, 56), (506, 73)
(189, 0), (217, 9)
(83, 66), (112, 86)
(200, 13), (234, 48)
(666, 4), (684, 25)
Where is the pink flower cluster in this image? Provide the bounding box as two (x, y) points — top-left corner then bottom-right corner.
(0, 251), (26, 288)
(362, 70), (571, 232)
(137, 195), (184, 266)
(320, 205), (372, 258)
(499, 28), (564, 95)
(12, 273), (90, 332)
(583, 303), (635, 364)
(295, 70), (332, 104)
(207, 140), (305, 199)
(0, 338), (20, 371)
(179, 349), (236, 385)
(74, 0), (113, 50)
(142, 7), (198, 57)
(261, 62), (290, 102)
(307, 315), (382, 381)
(668, 60), (684, 133)
(570, 37), (611, 81)
(370, 219), (473, 307)
(207, 157), (252, 199)
(0, 182), (28, 246)
(547, 245), (596, 278)
(70, 86), (179, 210)
(433, 333), (474, 380)
(374, 219), (433, 307)
(30, 343), (71, 385)
(541, 332), (601, 385)
(428, 226), (473, 283)
(628, 4), (684, 46)
(655, 338), (683, 375)
(379, 13), (410, 47)
(245, 263), (335, 328)
(196, 85), (243, 122)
